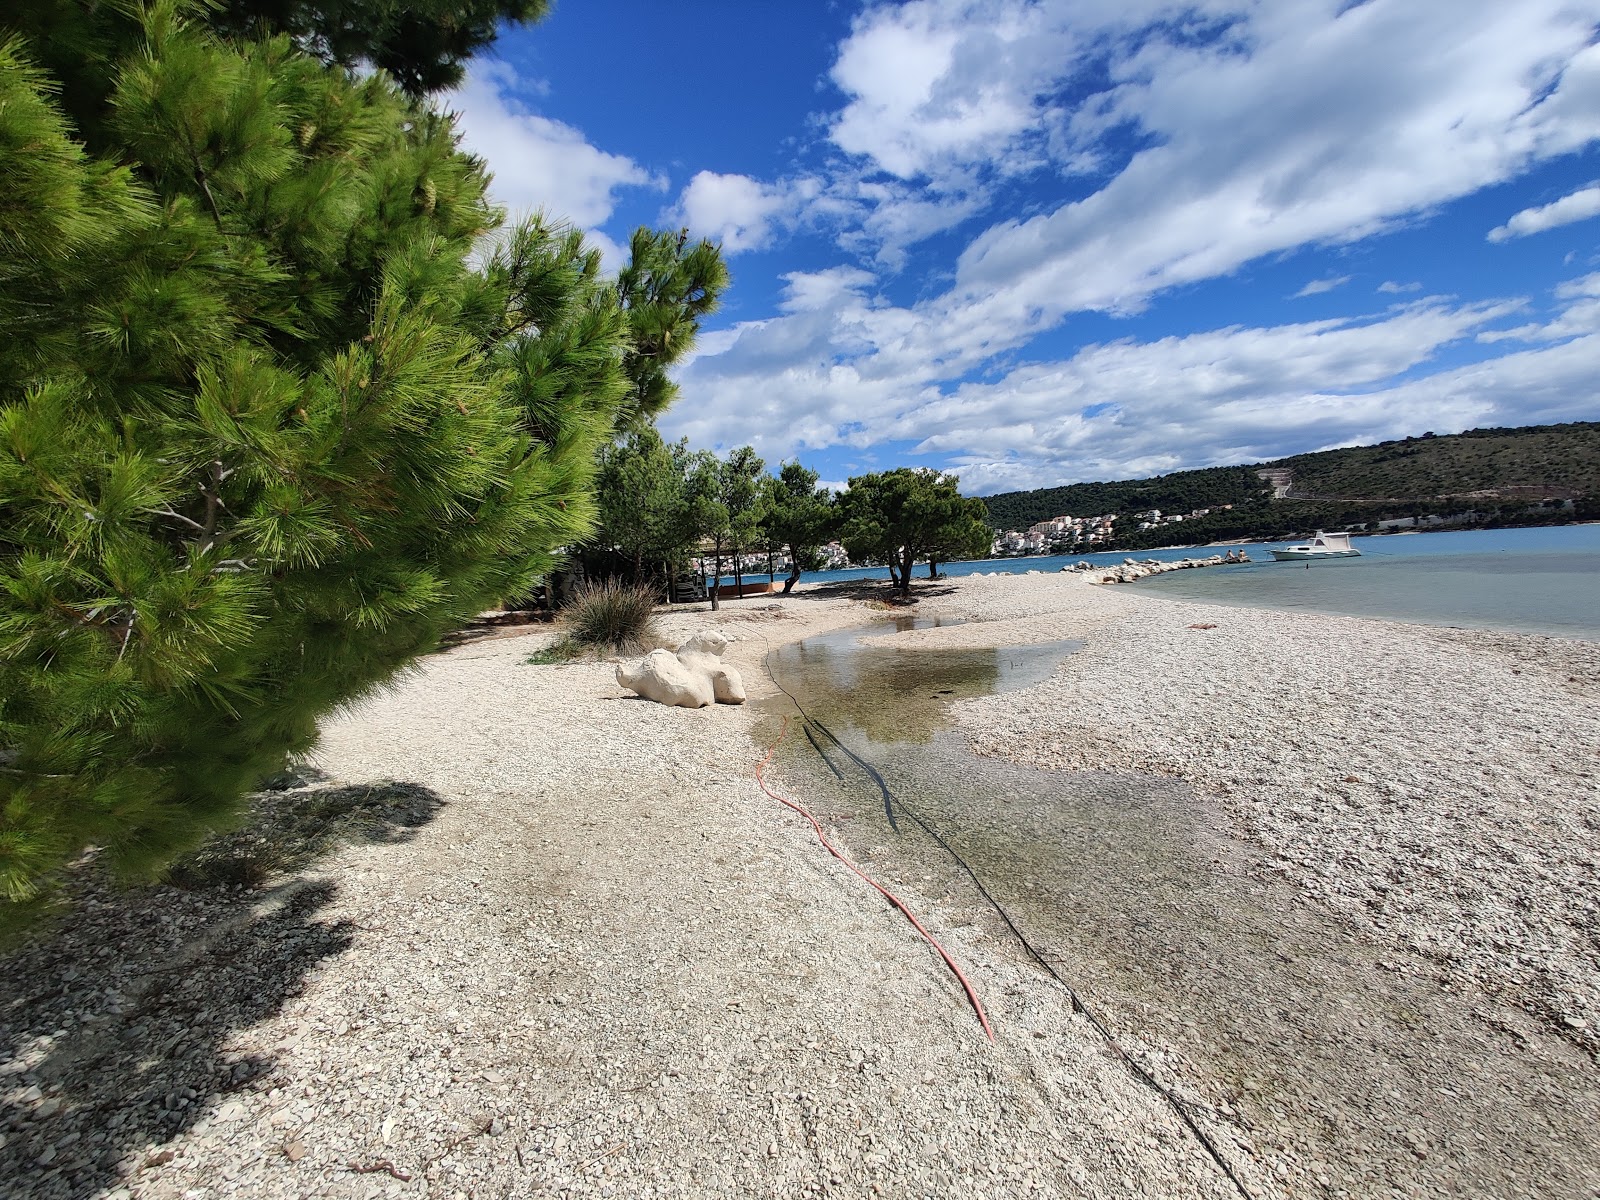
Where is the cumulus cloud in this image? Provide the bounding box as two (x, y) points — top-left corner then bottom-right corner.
(890, 300), (1529, 488)
(778, 267), (878, 314)
(665, 285), (1549, 482)
(668, 275), (1600, 493)
(667, 2), (1600, 486)
(1556, 273), (1600, 300)
(1294, 275), (1353, 298)
(450, 65), (662, 230)
(657, 3), (1600, 279)
(675, 171), (820, 253)
(1477, 273), (1600, 344)
(1488, 184), (1600, 242)
(953, 2), (1600, 318)
(826, 0), (1072, 181)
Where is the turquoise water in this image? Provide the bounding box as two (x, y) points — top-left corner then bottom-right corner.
(1131, 524), (1600, 640)
(734, 525), (1600, 640)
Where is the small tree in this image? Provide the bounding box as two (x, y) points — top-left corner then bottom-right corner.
(685, 446), (765, 608)
(838, 469), (984, 597)
(925, 493), (993, 579)
(590, 428), (698, 590)
(760, 461), (836, 594)
(684, 451), (728, 611)
(722, 447), (767, 598)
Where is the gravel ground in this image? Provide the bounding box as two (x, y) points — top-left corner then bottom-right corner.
(887, 570), (1600, 1197)
(0, 590), (1265, 1200)
(902, 572), (1600, 1049)
(7, 570), (1594, 1199)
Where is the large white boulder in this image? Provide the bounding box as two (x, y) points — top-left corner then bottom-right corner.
(617, 631), (746, 708)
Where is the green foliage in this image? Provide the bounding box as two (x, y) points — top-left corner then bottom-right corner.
(563, 581), (659, 654)
(1277, 422), (1600, 501)
(686, 446), (765, 609)
(524, 638), (578, 665)
(924, 491), (992, 576)
(0, 2), (725, 917)
(614, 229), (731, 430)
(983, 465), (1269, 531)
(984, 422), (1600, 547)
(589, 429), (700, 586)
(209, 0), (550, 95)
(838, 469), (984, 596)
(759, 461), (836, 593)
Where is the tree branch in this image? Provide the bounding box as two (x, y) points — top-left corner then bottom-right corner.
(153, 507), (206, 533)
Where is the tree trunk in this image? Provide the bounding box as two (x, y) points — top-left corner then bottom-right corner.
(782, 551), (801, 594)
(734, 556), (744, 598)
(898, 549), (915, 596)
(710, 551), (722, 611)
(928, 558), (939, 580)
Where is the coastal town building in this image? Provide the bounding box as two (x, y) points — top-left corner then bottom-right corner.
(991, 513), (1119, 556)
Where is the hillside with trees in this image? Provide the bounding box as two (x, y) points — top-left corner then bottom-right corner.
(983, 422), (1600, 547)
(1276, 423), (1600, 501)
(984, 465), (1270, 530)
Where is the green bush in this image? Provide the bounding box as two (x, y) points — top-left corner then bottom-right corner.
(564, 581), (659, 654)
(0, 1), (727, 924)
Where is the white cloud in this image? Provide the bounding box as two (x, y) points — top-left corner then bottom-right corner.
(1556, 272), (1600, 300)
(953, 2), (1600, 318)
(1294, 275), (1353, 298)
(675, 171), (819, 253)
(778, 267), (877, 314)
(660, 3), (1600, 487)
(1477, 273), (1600, 344)
(835, 174), (990, 269)
(667, 285), (1600, 493)
(891, 301), (1526, 484)
(1488, 183), (1600, 242)
(827, 0), (1069, 181)
(449, 64), (662, 231)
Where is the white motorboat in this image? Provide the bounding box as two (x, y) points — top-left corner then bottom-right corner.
(1268, 531), (1361, 561)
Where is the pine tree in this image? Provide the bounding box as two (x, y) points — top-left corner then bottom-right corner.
(614, 227), (730, 429)
(0, 1), (724, 927)
(838, 469), (987, 595)
(590, 428), (699, 589)
(759, 461), (836, 594)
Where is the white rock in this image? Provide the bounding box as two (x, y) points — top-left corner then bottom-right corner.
(616, 631), (745, 708)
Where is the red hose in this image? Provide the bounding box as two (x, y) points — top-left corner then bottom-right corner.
(755, 715), (995, 1042)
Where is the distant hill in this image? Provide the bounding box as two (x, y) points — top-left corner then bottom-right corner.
(981, 421), (1600, 548)
(1275, 423), (1600, 501)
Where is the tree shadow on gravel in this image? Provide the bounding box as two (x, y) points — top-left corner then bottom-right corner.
(788, 578), (963, 604)
(0, 780), (445, 1200)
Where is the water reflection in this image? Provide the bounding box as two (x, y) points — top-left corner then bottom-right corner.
(760, 616), (1600, 1198)
(766, 618), (1080, 746)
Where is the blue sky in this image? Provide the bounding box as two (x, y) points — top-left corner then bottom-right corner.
(450, 0), (1600, 495)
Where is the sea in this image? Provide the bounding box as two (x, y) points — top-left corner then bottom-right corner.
(729, 524), (1600, 640)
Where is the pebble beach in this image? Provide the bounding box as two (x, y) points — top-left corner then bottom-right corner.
(2, 571), (1597, 1198)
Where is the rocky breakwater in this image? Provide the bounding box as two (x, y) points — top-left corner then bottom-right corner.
(1070, 553), (1247, 584)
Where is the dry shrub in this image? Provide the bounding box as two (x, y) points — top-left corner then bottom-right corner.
(565, 580), (659, 654)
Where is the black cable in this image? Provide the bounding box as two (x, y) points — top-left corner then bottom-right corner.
(806, 715), (899, 832)
(801, 721), (846, 781)
(760, 641), (1256, 1200)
